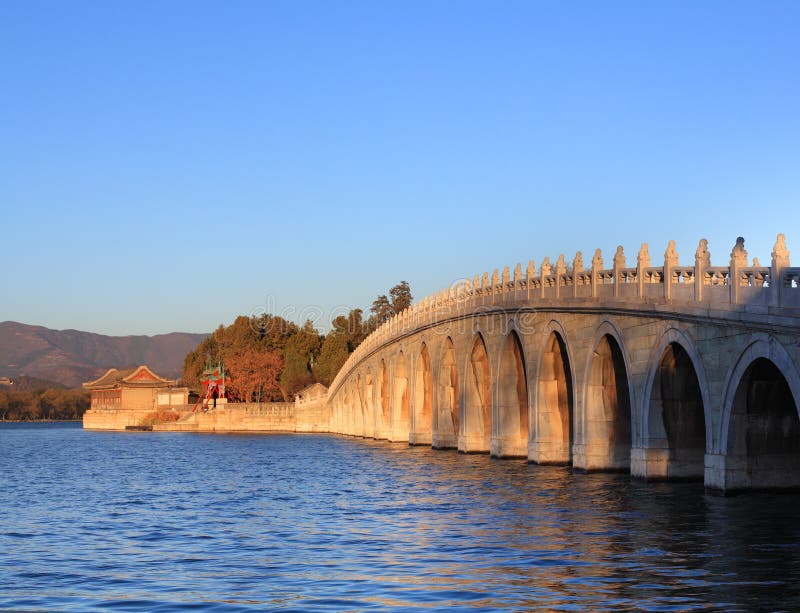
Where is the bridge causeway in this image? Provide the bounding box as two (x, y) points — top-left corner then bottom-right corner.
(327, 235), (800, 492)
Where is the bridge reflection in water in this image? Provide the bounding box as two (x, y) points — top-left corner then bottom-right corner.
(328, 235), (800, 492)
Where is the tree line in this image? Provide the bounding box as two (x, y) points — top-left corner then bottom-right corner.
(0, 388), (90, 421)
(182, 281), (412, 402)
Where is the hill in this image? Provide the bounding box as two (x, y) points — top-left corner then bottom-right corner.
(0, 321), (208, 388)
(0, 375), (67, 391)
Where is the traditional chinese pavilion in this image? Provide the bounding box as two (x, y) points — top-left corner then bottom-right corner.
(83, 365), (179, 410)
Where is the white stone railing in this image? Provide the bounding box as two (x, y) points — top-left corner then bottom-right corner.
(243, 402), (295, 417)
(295, 393), (326, 407)
(328, 235), (798, 398)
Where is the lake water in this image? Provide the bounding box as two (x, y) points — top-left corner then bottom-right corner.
(2, 423), (800, 611)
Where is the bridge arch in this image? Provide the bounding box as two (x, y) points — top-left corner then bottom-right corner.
(460, 332), (492, 453)
(411, 341), (433, 445)
(378, 359), (390, 439)
(531, 320), (575, 465)
(492, 329), (529, 458)
(716, 337), (800, 490)
(577, 320), (634, 471)
(364, 369), (375, 438)
(343, 382), (352, 435)
(635, 328), (709, 480)
(339, 383), (346, 434)
(349, 379), (357, 436)
(434, 336), (459, 449)
(355, 374), (365, 437)
(391, 350), (410, 442)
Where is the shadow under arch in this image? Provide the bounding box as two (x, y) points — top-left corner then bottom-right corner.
(532, 320), (575, 465)
(492, 329), (529, 458)
(410, 342), (433, 446)
(577, 320), (634, 472)
(433, 336), (459, 450)
(718, 337), (800, 491)
(459, 332), (491, 453)
(637, 328), (709, 480)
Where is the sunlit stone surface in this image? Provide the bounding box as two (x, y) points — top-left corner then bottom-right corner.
(329, 235), (800, 492)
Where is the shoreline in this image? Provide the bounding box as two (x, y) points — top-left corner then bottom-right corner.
(0, 419), (83, 423)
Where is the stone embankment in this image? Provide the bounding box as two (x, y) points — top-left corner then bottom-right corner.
(83, 396), (329, 434)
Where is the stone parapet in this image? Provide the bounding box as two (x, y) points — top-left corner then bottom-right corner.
(85, 398), (331, 433)
(83, 408), (158, 431)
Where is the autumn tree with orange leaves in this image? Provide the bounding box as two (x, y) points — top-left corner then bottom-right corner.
(224, 347), (284, 403)
(182, 281), (411, 399)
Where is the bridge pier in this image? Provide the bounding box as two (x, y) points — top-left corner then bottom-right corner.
(409, 430), (432, 446)
(572, 441), (630, 472)
(374, 422), (391, 441)
(389, 425), (409, 443)
(631, 447), (666, 479)
(631, 446), (705, 480)
(490, 435), (527, 458)
(458, 433), (489, 454)
(529, 439), (571, 465)
(432, 432), (458, 449)
(704, 453), (749, 491)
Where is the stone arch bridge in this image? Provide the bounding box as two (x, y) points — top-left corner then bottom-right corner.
(327, 235), (800, 492)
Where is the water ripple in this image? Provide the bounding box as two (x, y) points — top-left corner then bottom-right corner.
(2, 423), (800, 611)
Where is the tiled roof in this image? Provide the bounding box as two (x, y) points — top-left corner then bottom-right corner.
(297, 382), (328, 394)
(83, 365), (175, 389)
(83, 368), (136, 389)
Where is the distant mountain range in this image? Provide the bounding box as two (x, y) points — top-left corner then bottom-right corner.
(0, 375), (67, 391)
(0, 321), (208, 389)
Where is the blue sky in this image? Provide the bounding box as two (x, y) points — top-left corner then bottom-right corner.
(2, 1), (798, 335)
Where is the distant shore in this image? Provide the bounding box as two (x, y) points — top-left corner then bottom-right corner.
(0, 419), (82, 423)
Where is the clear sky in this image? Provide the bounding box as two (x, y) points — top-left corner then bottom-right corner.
(2, 1), (798, 336)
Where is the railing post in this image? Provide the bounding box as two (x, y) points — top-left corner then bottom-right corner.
(694, 238), (710, 302)
(771, 233), (790, 307)
(572, 252), (583, 298)
(540, 257), (551, 300)
(613, 246), (625, 298)
(526, 261), (535, 301)
(556, 253), (567, 298)
(591, 249), (602, 298)
(663, 240), (678, 301)
(637, 243), (650, 299)
(554, 254), (566, 300)
(729, 237), (747, 305)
